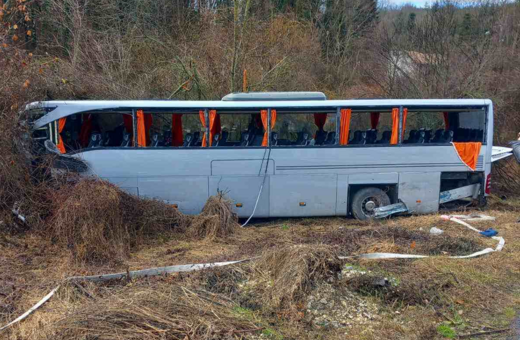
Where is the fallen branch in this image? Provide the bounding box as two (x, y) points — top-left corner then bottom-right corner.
(458, 328), (510, 338)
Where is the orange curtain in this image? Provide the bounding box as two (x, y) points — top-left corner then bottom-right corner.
(209, 111), (221, 146)
(443, 112), (449, 131)
(314, 113), (327, 130)
(199, 110), (206, 146)
(171, 114), (183, 146)
(199, 110), (219, 147)
(390, 108), (399, 145)
(136, 110), (147, 147)
(339, 109), (351, 145)
(56, 117), (67, 153)
(402, 108), (408, 138)
(370, 112), (380, 129)
(79, 114), (92, 148)
(453, 142), (482, 170)
(261, 109), (277, 147)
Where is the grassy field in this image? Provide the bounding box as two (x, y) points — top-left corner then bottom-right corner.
(1, 196), (520, 339)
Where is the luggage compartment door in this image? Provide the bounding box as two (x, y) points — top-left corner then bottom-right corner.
(398, 172), (441, 214)
(270, 174), (337, 217)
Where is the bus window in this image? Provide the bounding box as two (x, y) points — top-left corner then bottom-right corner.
(402, 110), (485, 144)
(349, 111), (393, 145)
(45, 112), (133, 153)
(218, 113), (260, 147)
(273, 111), (336, 146)
(453, 111), (486, 143)
(403, 111), (447, 144)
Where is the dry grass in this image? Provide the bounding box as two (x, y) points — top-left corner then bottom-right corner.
(253, 244), (342, 309)
(47, 179), (188, 264)
(23, 279), (260, 340)
(3, 208), (520, 340)
(189, 193), (239, 240)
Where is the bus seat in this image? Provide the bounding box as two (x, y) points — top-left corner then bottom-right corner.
(325, 131), (336, 145)
(417, 130), (426, 144)
(192, 132), (201, 146)
(102, 133), (111, 147)
(163, 130), (172, 146)
(88, 133), (103, 148)
(350, 130), (361, 144)
(183, 133), (193, 147)
(315, 130), (327, 145)
(250, 133), (264, 146)
(221, 130), (229, 143)
(350, 131), (366, 145)
(103, 125), (124, 147)
(470, 129), (478, 141)
(294, 131), (310, 146)
(240, 131), (250, 146)
(366, 129), (378, 144)
(151, 133), (160, 147)
(406, 130), (418, 143)
(425, 129), (432, 143)
(444, 130), (454, 143)
(216, 130), (228, 146)
(277, 139), (291, 146)
(212, 133), (220, 147)
(302, 132), (311, 146)
(432, 129), (444, 143)
(377, 131), (391, 144)
(477, 130), (483, 141)
(271, 132), (278, 146)
(121, 132), (131, 147)
(418, 128), (432, 143)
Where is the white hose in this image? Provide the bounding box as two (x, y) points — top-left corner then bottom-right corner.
(240, 144), (272, 228)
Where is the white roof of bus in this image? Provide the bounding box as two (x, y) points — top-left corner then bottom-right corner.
(28, 99), (491, 130)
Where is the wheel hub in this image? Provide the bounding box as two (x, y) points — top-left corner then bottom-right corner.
(364, 200), (376, 212)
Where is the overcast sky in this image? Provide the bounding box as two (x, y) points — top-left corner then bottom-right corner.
(386, 0), (431, 7)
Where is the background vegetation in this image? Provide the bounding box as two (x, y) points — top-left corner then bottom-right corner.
(1, 0), (520, 222)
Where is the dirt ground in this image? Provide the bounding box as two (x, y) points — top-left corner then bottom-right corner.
(1, 197), (520, 339)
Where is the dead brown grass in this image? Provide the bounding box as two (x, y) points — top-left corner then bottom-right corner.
(47, 179), (188, 264)
(253, 244), (342, 309)
(38, 280), (260, 340)
(188, 193), (239, 240)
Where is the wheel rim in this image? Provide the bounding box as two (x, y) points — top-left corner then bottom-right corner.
(361, 196), (381, 217)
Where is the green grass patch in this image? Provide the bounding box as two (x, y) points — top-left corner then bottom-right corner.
(436, 323), (456, 339)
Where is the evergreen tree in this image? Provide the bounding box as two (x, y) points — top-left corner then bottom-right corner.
(407, 12), (416, 32)
(459, 13), (472, 40)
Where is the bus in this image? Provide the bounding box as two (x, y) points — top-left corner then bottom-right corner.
(27, 92), (499, 220)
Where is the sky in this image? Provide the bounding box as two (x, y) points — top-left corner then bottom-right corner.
(385, 0), (431, 7)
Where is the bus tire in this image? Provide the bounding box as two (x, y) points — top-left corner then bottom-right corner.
(351, 187), (391, 221)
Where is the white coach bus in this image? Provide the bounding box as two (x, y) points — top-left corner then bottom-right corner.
(27, 92), (501, 220)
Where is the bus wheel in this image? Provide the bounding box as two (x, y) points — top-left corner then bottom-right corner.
(351, 187), (391, 220)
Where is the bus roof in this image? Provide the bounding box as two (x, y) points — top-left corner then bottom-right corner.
(28, 98), (492, 130)
(221, 92), (327, 101)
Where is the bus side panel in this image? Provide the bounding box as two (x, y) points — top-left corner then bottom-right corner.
(398, 172), (441, 214)
(335, 175), (349, 216)
(138, 176), (209, 215)
(102, 177), (139, 196)
(270, 174), (337, 217)
(209, 176), (270, 218)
